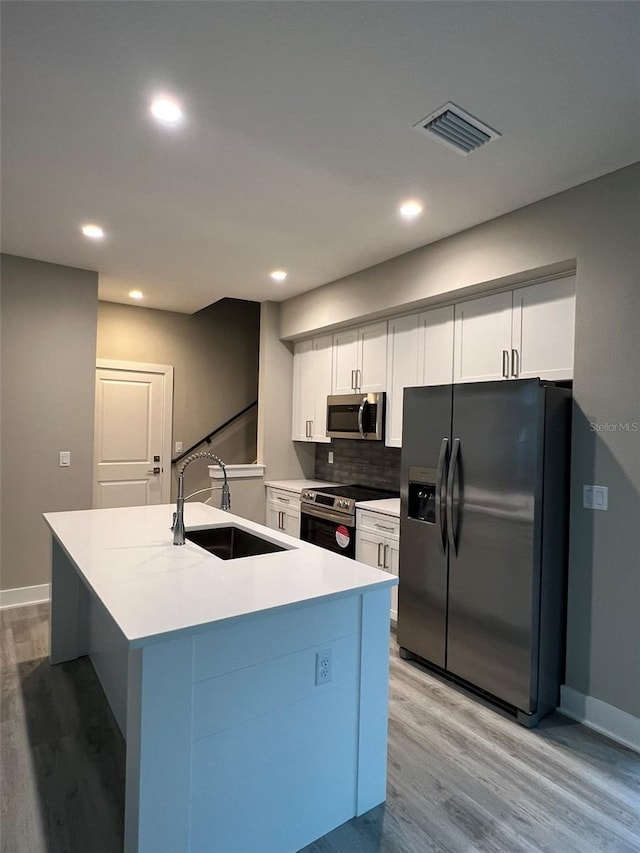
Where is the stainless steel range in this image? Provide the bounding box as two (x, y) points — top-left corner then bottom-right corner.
(300, 484), (399, 558)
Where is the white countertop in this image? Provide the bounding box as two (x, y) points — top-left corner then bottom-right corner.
(44, 502), (395, 647)
(264, 479), (343, 492)
(356, 498), (401, 517)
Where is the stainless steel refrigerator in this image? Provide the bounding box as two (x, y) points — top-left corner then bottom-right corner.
(398, 379), (571, 726)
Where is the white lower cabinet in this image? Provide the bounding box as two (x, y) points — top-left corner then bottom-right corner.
(266, 487), (300, 537)
(356, 509), (399, 622)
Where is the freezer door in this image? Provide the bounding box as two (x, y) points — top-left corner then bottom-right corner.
(446, 379), (543, 713)
(398, 385), (452, 668)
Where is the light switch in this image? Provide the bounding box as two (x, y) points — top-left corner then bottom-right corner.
(175, 441), (183, 453)
(583, 484), (608, 510)
(59, 451), (71, 467)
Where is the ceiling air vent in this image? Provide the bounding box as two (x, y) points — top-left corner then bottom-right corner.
(413, 102), (501, 156)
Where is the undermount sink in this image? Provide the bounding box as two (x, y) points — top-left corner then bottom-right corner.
(184, 525), (287, 560)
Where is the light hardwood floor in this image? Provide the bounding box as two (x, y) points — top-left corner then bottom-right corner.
(1, 604), (639, 852)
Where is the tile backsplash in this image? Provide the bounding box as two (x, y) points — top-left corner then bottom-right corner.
(315, 439), (401, 492)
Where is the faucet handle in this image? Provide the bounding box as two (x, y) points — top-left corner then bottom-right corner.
(171, 511), (177, 530)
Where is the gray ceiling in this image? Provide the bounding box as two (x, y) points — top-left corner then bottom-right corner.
(2, 1), (639, 313)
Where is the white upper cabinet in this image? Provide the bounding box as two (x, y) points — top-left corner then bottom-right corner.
(332, 321), (387, 394)
(291, 334), (333, 442)
(453, 291), (513, 383)
(386, 306), (455, 447)
(453, 277), (576, 383)
(512, 275), (576, 381)
(385, 315), (420, 447)
(418, 305), (455, 386)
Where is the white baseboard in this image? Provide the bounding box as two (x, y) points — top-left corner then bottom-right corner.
(560, 684), (640, 754)
(0, 583), (50, 610)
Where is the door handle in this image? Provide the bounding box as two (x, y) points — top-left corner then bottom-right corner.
(351, 370), (356, 391)
(147, 467), (161, 475)
(356, 369), (361, 390)
(446, 438), (460, 556)
(377, 541), (383, 567)
(511, 348), (519, 378)
(383, 543), (389, 570)
(502, 350), (509, 379)
(435, 438), (449, 552)
(357, 397), (367, 437)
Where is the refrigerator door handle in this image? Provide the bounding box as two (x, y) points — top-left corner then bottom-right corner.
(446, 438), (460, 555)
(435, 437), (449, 552)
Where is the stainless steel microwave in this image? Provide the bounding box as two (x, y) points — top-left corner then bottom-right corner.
(326, 392), (385, 440)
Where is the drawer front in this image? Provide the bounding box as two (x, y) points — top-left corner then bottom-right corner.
(357, 510), (399, 539)
(266, 487), (300, 511)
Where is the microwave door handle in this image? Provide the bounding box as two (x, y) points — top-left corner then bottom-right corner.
(435, 438), (449, 552)
(357, 397), (367, 437)
(446, 438), (460, 555)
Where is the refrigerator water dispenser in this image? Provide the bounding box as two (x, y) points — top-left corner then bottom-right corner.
(408, 467), (437, 523)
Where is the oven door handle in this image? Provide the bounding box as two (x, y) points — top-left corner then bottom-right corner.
(301, 505), (355, 525)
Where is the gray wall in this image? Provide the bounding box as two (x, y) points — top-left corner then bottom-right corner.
(97, 299), (260, 503)
(1, 255), (98, 591)
(275, 164), (640, 721)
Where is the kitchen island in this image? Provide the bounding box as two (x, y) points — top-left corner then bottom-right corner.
(44, 502), (397, 853)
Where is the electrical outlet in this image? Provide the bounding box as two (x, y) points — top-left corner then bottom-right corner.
(328, 451), (334, 464)
(315, 649), (333, 685)
(583, 484), (608, 510)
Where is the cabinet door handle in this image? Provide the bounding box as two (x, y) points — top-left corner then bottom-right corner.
(377, 541), (383, 567)
(351, 369), (355, 390)
(502, 350), (509, 379)
(384, 543), (390, 569)
(356, 368), (361, 390)
(511, 348), (519, 378)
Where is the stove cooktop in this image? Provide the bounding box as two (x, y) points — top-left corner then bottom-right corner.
(310, 484), (399, 503)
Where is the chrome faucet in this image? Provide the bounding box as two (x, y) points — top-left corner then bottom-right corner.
(172, 451), (231, 545)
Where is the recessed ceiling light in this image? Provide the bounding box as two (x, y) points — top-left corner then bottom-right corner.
(270, 270), (287, 282)
(81, 223), (104, 239)
(150, 97), (182, 124)
(399, 200), (423, 220)
(129, 290), (144, 300)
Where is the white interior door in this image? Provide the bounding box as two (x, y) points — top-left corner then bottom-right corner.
(94, 360), (173, 508)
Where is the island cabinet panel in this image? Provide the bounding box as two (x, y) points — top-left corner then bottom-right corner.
(125, 636), (194, 853)
(191, 683), (359, 853)
(193, 595), (359, 681)
(46, 502), (396, 853)
(193, 632), (360, 739)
